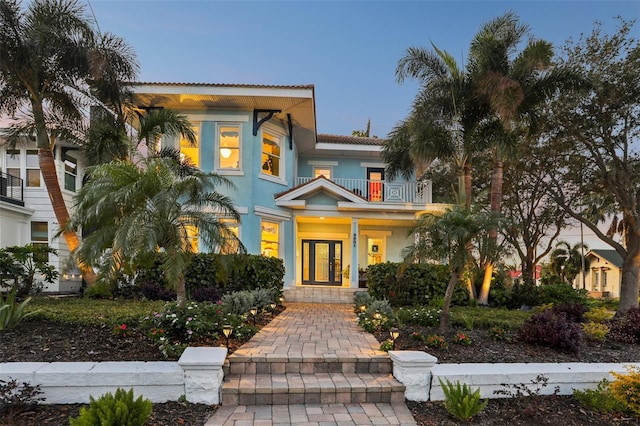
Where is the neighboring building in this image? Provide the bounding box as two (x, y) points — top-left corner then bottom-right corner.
(0, 136), (84, 292)
(0, 82), (448, 293)
(580, 249), (623, 299)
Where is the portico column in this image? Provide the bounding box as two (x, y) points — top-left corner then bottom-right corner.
(350, 217), (359, 288)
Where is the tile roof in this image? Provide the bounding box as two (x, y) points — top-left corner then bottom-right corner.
(317, 134), (386, 146)
(131, 82), (315, 90)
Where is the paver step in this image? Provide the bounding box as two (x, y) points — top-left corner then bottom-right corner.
(224, 353), (392, 376)
(222, 372), (406, 406)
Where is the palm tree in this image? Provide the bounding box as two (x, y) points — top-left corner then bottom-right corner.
(68, 148), (243, 305)
(404, 206), (495, 332)
(0, 0), (138, 284)
(548, 241), (588, 284)
(385, 42), (482, 208)
(472, 12), (559, 304)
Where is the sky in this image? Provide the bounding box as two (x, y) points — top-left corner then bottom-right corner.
(87, 0), (639, 138)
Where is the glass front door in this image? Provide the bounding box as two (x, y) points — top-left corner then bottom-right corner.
(302, 240), (342, 285)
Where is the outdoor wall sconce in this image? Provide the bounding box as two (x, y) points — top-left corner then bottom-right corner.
(222, 324), (233, 348)
(390, 327), (400, 350)
(250, 306), (258, 326)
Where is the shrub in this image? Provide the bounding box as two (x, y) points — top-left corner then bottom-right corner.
(538, 283), (588, 306)
(397, 306), (441, 327)
(356, 299), (395, 332)
(220, 288), (277, 316)
(610, 366), (640, 417)
(425, 334), (448, 350)
(379, 340), (394, 352)
(190, 286), (221, 303)
(0, 288), (38, 330)
(83, 281), (114, 299)
(581, 321), (609, 341)
(489, 326), (507, 341)
(69, 388), (152, 426)
(0, 379), (44, 412)
(439, 379), (487, 421)
(552, 302), (588, 323)
(573, 379), (627, 415)
(139, 282), (176, 301)
(142, 301), (231, 357)
(367, 262), (467, 307)
(353, 291), (374, 311)
(584, 307), (614, 323)
(453, 331), (473, 345)
(607, 307), (640, 344)
(517, 310), (582, 353)
(506, 280), (540, 309)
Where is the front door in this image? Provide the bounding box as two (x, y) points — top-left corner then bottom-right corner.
(302, 240), (342, 285)
(367, 167), (384, 202)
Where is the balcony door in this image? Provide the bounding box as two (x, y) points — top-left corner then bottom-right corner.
(302, 240), (342, 285)
(367, 167), (384, 202)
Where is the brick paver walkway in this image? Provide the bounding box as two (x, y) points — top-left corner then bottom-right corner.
(205, 303), (417, 425)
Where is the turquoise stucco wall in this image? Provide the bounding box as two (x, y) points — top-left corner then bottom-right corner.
(297, 157), (415, 182)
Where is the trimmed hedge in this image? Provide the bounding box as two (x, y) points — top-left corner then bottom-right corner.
(134, 253), (284, 301)
(366, 262), (468, 307)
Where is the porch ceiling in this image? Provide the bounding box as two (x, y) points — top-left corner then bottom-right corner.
(130, 83), (317, 148)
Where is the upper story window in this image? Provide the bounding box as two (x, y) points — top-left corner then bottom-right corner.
(313, 167), (332, 179)
(5, 149), (20, 180)
(180, 124), (200, 167)
(26, 150), (40, 187)
(261, 130), (282, 178)
(5, 149), (41, 187)
(64, 154), (78, 192)
(217, 124), (241, 170)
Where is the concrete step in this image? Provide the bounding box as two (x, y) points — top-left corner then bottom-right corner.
(222, 372), (406, 405)
(282, 287), (363, 304)
(224, 354), (392, 376)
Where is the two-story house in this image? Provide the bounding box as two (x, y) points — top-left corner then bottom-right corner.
(1, 82), (447, 297)
(131, 82), (446, 298)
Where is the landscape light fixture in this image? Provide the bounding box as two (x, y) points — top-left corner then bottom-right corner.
(222, 324), (233, 348)
(359, 304), (366, 313)
(270, 302), (276, 312)
(250, 306), (258, 326)
(279, 296), (285, 305)
(373, 311), (382, 320)
(390, 328), (400, 350)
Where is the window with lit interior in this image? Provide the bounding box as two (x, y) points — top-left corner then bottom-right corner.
(260, 220), (279, 258)
(218, 125), (241, 170)
(31, 221), (49, 262)
(261, 131), (281, 178)
(179, 125), (200, 167)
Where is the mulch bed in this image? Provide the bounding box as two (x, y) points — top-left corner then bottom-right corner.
(2, 311), (640, 425)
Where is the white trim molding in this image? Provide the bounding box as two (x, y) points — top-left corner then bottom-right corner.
(254, 205), (292, 221)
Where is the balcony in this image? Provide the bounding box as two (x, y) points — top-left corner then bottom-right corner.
(295, 177), (432, 204)
(0, 172), (25, 207)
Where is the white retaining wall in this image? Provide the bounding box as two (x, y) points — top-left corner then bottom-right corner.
(389, 351), (639, 402)
(0, 347), (227, 405)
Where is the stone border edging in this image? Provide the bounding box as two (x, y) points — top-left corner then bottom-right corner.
(0, 347), (227, 405)
(388, 350), (639, 401)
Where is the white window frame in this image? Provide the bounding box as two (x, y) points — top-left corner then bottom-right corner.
(313, 166), (333, 180)
(259, 125), (286, 185)
(215, 123), (243, 175)
(31, 221), (49, 262)
(259, 218), (281, 259)
(63, 153), (78, 192)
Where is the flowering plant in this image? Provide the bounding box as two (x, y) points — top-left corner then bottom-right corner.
(489, 326), (507, 341)
(453, 331), (473, 346)
(425, 334), (448, 350)
(113, 323), (132, 338)
(411, 331), (425, 342)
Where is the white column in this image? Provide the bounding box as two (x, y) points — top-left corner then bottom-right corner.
(178, 347), (227, 404)
(389, 351), (438, 401)
(350, 217), (359, 288)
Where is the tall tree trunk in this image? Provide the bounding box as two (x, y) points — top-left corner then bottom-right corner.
(32, 102), (96, 286)
(479, 159), (504, 305)
(177, 275), (186, 307)
(439, 268), (462, 333)
(464, 163), (472, 209)
(618, 228), (640, 314)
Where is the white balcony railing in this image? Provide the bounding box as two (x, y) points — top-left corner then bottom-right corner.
(295, 177), (432, 204)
